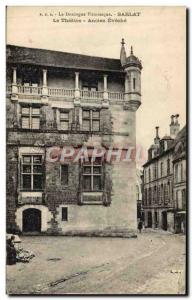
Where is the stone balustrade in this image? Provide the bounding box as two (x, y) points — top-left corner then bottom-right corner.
(7, 84), (125, 101)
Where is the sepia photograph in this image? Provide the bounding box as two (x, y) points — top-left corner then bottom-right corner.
(6, 6), (187, 295)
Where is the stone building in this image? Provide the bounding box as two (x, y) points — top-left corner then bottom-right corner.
(136, 169), (143, 221)
(142, 116), (186, 233)
(6, 40), (142, 235)
(172, 126), (186, 233)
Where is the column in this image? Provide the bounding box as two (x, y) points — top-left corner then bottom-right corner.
(43, 69), (47, 87)
(74, 72), (80, 101)
(42, 69), (48, 100)
(75, 72), (79, 90)
(12, 67), (17, 85)
(104, 74), (108, 92)
(102, 74), (109, 107)
(11, 67), (18, 100)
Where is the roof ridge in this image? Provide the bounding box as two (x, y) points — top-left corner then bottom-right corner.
(6, 44), (120, 62)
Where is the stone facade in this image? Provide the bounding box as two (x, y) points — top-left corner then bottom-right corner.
(142, 116), (186, 233)
(6, 41), (142, 235)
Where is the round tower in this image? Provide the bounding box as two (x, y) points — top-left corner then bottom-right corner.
(120, 40), (142, 111)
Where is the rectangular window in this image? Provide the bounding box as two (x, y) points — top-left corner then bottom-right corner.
(82, 110), (100, 132)
(62, 207), (68, 221)
(133, 78), (136, 90)
(21, 106), (40, 129)
(60, 111), (69, 130)
(167, 159), (170, 175)
(21, 155), (43, 191)
(82, 84), (98, 92)
(82, 158), (102, 192)
(82, 110), (91, 131)
(160, 162), (164, 177)
(60, 165), (69, 185)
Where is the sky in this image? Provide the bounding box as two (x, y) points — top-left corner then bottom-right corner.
(6, 6), (186, 163)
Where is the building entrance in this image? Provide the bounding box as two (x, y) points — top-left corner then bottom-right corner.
(23, 208), (41, 232)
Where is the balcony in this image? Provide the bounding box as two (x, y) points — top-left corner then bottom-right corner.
(18, 85), (42, 95)
(48, 87), (74, 98)
(7, 84), (125, 102)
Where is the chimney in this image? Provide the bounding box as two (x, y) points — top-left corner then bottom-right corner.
(170, 114), (180, 138)
(120, 38), (127, 66)
(154, 126), (160, 144)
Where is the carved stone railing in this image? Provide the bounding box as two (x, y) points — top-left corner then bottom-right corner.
(18, 85), (42, 95)
(80, 90), (103, 99)
(48, 87), (74, 98)
(108, 91), (124, 101)
(7, 85), (125, 101)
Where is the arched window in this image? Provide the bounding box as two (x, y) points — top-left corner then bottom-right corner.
(149, 168), (151, 182)
(154, 186), (157, 204)
(157, 186), (160, 203)
(164, 184), (168, 204)
(167, 158), (170, 175)
(182, 189), (186, 210)
(145, 189), (148, 206)
(149, 187), (152, 205)
(181, 163), (183, 181)
(160, 162), (164, 177)
(175, 164), (179, 183)
(136, 185), (140, 201)
(160, 184), (164, 204)
(167, 181), (170, 200)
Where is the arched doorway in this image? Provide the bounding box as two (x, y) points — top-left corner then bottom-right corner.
(147, 211), (152, 228)
(161, 211), (167, 231)
(23, 208), (41, 232)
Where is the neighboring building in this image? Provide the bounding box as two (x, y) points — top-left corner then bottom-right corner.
(142, 115), (186, 233)
(6, 40), (143, 235)
(136, 169), (143, 221)
(172, 126), (186, 233)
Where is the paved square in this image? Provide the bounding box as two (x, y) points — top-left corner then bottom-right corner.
(6, 231), (186, 295)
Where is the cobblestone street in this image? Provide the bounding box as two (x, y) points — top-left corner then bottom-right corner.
(6, 230), (186, 295)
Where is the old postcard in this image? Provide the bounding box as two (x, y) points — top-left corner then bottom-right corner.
(6, 6), (187, 295)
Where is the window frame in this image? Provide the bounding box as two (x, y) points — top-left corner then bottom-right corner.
(160, 162), (164, 177)
(21, 154), (43, 191)
(82, 109), (100, 132)
(60, 110), (69, 131)
(60, 164), (69, 186)
(133, 78), (136, 90)
(82, 158), (103, 192)
(21, 105), (41, 130)
(61, 207), (68, 221)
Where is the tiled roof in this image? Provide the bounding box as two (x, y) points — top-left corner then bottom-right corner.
(143, 125), (186, 167)
(6, 45), (123, 72)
